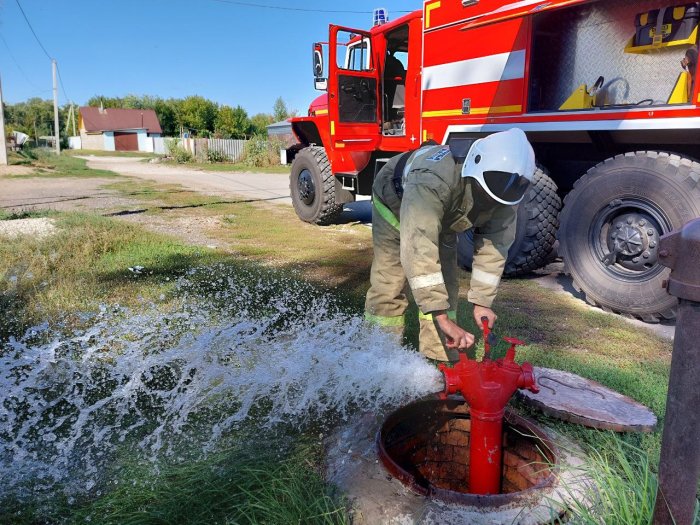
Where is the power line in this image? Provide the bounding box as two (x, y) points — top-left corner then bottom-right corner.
(55, 62), (71, 103)
(12, 1), (73, 103)
(14, 0), (53, 60)
(0, 32), (50, 94)
(208, 0), (410, 14)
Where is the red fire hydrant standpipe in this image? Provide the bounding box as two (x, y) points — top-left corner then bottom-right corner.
(439, 321), (539, 495)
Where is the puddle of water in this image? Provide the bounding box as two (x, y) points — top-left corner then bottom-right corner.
(0, 266), (442, 500)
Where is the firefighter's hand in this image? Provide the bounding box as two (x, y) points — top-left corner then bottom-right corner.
(473, 305), (497, 329)
(434, 312), (474, 349)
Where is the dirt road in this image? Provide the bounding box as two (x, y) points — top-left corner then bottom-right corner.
(1, 156), (297, 214)
(83, 156), (294, 205)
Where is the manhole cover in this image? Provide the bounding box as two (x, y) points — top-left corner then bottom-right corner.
(516, 367), (657, 432)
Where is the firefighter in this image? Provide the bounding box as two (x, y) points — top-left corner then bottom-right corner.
(364, 128), (535, 362)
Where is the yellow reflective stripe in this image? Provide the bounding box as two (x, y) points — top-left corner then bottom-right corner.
(421, 105), (522, 118)
(418, 310), (457, 321)
(364, 312), (405, 327)
(425, 0), (441, 29)
(372, 194), (400, 230)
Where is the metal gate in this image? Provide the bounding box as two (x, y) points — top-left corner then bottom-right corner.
(114, 132), (138, 151)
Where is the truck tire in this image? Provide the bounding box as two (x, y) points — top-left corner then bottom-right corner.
(558, 151), (700, 322)
(457, 167), (561, 276)
(290, 146), (342, 225)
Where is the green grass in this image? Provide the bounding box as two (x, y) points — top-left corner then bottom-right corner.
(7, 150), (34, 165)
(1, 438), (348, 525)
(556, 433), (699, 524)
(65, 148), (159, 158)
(71, 442), (346, 525)
(6, 150), (121, 178)
(104, 179), (373, 293)
(0, 209), (55, 221)
(0, 212), (220, 338)
(162, 159), (291, 174)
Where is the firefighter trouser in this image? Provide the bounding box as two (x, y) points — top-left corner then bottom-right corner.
(364, 197), (460, 362)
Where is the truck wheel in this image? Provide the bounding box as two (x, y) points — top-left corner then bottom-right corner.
(290, 146), (342, 225)
(558, 151), (700, 322)
(457, 167), (561, 276)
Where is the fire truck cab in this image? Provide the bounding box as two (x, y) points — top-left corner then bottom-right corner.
(288, 0), (700, 322)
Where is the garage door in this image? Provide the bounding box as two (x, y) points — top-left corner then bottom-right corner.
(114, 132), (138, 151)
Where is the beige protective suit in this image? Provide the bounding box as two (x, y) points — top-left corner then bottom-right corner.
(364, 145), (517, 361)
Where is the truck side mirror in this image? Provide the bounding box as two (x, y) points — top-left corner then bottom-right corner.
(313, 43), (324, 78)
(313, 43), (327, 91)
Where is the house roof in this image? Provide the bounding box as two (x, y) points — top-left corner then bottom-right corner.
(80, 106), (162, 134)
(266, 120), (292, 135)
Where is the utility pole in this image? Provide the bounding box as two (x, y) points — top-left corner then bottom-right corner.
(0, 72), (8, 166)
(653, 219), (700, 525)
(52, 59), (60, 155)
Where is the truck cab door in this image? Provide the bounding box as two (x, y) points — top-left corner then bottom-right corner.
(328, 26), (381, 153)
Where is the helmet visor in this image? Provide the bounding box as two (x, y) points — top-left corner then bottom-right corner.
(482, 171), (531, 203)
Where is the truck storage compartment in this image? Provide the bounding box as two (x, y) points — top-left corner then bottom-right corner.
(626, 3), (699, 51)
(528, 0), (698, 111)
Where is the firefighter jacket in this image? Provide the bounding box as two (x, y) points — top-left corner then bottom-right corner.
(372, 144), (517, 313)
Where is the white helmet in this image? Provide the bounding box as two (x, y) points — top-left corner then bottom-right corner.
(461, 128), (536, 205)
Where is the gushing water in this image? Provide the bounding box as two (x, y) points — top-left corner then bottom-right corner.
(0, 266), (443, 500)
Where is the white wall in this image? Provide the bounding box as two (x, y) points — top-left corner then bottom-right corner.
(68, 136), (82, 150)
(103, 131), (115, 151)
(137, 130), (153, 152)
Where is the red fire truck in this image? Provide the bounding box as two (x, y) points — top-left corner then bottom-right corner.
(287, 0), (700, 322)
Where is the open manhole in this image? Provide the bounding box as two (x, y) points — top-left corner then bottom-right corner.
(325, 395), (591, 524)
(378, 397), (559, 508)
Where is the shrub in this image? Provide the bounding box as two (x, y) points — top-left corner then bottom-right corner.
(241, 136), (286, 168)
(206, 148), (229, 163)
(165, 139), (193, 163)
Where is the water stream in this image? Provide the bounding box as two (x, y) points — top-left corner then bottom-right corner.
(0, 266), (443, 501)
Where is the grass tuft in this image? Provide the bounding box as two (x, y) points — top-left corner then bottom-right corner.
(67, 440), (348, 525)
(0, 212), (218, 338)
(6, 150), (119, 179)
(559, 433), (700, 525)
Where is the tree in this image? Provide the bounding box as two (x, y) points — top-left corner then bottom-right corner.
(4, 98), (56, 140)
(177, 96), (218, 136)
(273, 97), (290, 122)
(250, 113), (274, 136)
(86, 95), (123, 109)
(215, 105), (251, 139)
(154, 98), (178, 137)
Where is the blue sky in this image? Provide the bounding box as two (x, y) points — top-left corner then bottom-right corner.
(0, 0), (415, 116)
